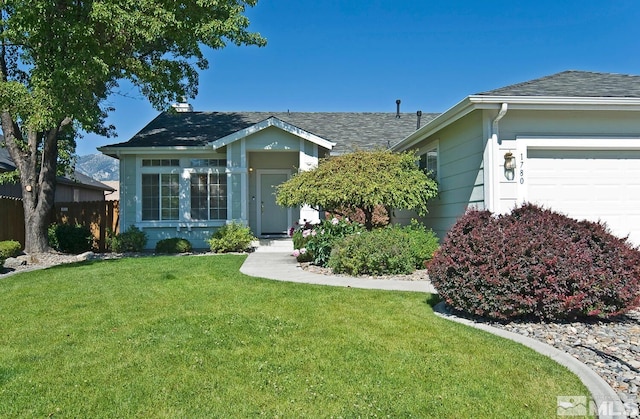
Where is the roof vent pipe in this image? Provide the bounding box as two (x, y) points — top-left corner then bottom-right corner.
(416, 110), (422, 129)
(396, 99), (401, 118)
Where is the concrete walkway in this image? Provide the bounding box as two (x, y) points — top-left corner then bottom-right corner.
(240, 238), (626, 418)
(240, 238), (437, 293)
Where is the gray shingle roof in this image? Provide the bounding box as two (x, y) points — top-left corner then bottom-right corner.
(104, 111), (439, 154)
(477, 70), (640, 98)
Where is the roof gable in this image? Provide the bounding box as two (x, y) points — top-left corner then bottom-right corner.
(210, 116), (336, 150)
(477, 70), (640, 98)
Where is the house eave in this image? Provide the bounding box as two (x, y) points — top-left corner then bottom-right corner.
(392, 95), (640, 152)
(98, 145), (213, 158)
(392, 97), (475, 152)
(468, 95), (640, 109)
(209, 116), (336, 151)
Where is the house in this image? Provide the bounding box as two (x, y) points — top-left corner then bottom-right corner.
(391, 70), (640, 246)
(0, 146), (115, 202)
(99, 107), (433, 249)
(101, 70), (640, 250)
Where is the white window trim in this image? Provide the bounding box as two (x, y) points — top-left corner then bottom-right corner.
(136, 156), (230, 227)
(418, 139), (440, 182)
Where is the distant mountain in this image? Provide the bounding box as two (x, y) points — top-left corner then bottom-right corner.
(76, 154), (119, 181)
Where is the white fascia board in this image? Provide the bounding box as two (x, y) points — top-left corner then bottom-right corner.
(469, 95), (640, 110)
(98, 146), (210, 158)
(210, 117), (336, 151)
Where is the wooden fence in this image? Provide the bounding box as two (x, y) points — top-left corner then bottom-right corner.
(0, 198), (119, 252)
(0, 197), (26, 248)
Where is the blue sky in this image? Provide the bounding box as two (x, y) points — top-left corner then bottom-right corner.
(79, 0), (640, 155)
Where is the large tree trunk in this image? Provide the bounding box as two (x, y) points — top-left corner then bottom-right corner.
(21, 130), (59, 253)
(2, 114), (61, 254)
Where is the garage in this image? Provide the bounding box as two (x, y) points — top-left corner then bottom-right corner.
(524, 147), (640, 246)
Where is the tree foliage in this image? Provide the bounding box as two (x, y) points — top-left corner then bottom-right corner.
(276, 149), (438, 230)
(0, 0), (266, 252)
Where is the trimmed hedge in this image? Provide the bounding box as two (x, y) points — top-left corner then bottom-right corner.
(0, 240), (22, 259)
(0, 240), (22, 270)
(428, 204), (640, 321)
(208, 222), (256, 253)
(48, 223), (93, 254)
(155, 238), (192, 254)
(107, 226), (148, 253)
(328, 222), (439, 276)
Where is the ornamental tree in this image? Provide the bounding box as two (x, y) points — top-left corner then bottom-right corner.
(276, 149), (438, 230)
(0, 0), (266, 253)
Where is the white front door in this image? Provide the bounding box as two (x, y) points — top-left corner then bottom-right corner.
(257, 171), (291, 236)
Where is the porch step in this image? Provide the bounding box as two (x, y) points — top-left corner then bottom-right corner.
(253, 238), (294, 253)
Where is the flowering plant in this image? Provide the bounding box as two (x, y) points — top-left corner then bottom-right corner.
(290, 220), (315, 262)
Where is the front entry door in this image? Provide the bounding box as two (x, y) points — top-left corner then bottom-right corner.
(258, 171), (290, 236)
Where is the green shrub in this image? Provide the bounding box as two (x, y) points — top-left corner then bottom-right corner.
(155, 238), (193, 254)
(208, 222), (256, 253)
(300, 217), (365, 266)
(328, 226), (410, 275)
(107, 226), (148, 253)
(0, 240), (22, 259)
(428, 204), (640, 321)
(48, 223), (93, 254)
(404, 219), (440, 267)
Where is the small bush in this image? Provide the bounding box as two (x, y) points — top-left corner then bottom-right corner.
(404, 219), (440, 268)
(155, 238), (193, 254)
(301, 217), (365, 266)
(0, 240), (22, 259)
(107, 226), (148, 253)
(428, 204), (640, 321)
(328, 226), (414, 275)
(208, 222), (256, 253)
(48, 223), (93, 254)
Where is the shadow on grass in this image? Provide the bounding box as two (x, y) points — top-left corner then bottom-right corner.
(424, 293), (441, 308)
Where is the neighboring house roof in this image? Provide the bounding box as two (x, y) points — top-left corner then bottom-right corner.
(0, 147), (114, 192)
(477, 70), (640, 98)
(101, 111), (438, 155)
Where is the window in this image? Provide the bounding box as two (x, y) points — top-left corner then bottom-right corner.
(142, 159), (180, 167)
(142, 173), (179, 220)
(419, 146), (438, 180)
(190, 159), (227, 167)
(190, 173), (227, 220)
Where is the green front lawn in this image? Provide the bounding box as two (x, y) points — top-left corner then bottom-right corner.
(0, 255), (590, 417)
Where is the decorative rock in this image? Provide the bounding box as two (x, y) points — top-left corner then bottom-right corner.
(3, 255), (30, 268)
(481, 307), (640, 414)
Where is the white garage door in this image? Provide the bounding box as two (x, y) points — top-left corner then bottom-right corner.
(526, 149), (640, 246)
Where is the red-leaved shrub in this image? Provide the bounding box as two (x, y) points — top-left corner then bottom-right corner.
(428, 203), (640, 321)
